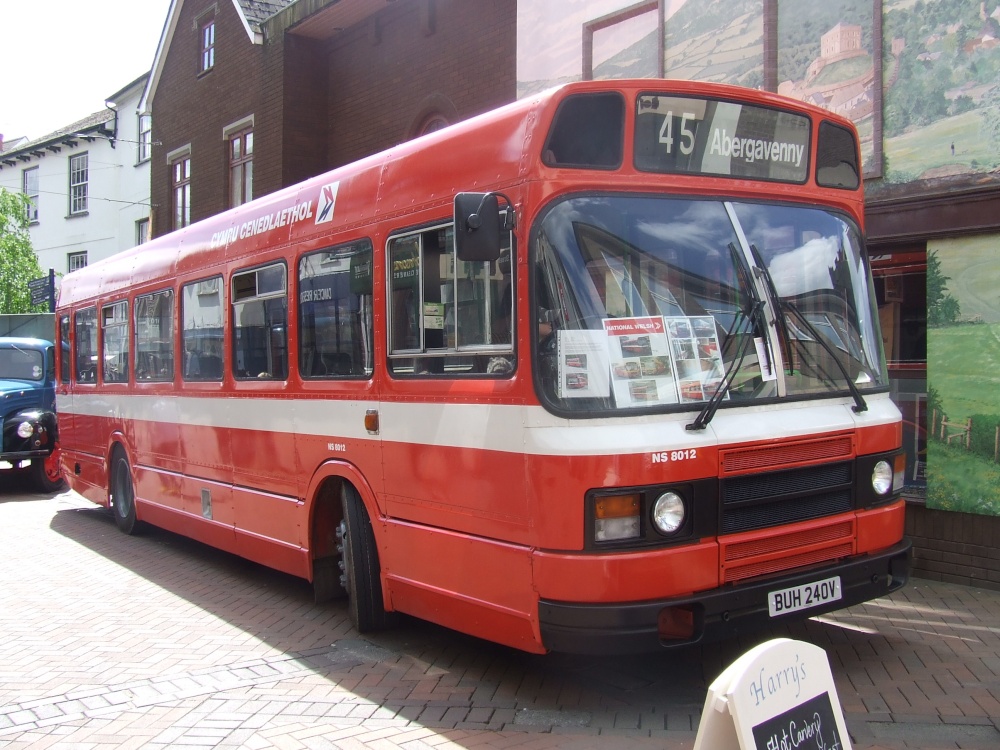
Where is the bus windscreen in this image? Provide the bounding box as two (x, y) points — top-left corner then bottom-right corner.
(634, 94), (811, 183)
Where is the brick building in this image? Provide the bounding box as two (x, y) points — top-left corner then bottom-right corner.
(143, 0), (515, 239)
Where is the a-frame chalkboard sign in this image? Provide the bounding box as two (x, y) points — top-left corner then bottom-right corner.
(693, 638), (851, 750)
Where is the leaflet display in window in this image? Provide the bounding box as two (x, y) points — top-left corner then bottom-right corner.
(555, 315), (726, 408)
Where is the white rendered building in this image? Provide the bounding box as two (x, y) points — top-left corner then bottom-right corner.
(0, 74), (152, 284)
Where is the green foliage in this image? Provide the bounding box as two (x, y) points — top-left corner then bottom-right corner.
(0, 188), (46, 314)
(926, 438), (1000, 516)
(968, 413), (1000, 461)
(927, 382), (943, 436)
(927, 249), (960, 325)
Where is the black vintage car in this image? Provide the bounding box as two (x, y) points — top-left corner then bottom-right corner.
(0, 337), (64, 492)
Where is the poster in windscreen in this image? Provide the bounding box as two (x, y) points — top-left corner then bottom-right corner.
(556, 316), (725, 407)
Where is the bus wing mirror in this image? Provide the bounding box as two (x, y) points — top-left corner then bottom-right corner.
(454, 192), (512, 262)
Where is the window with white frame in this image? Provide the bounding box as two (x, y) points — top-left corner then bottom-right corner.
(136, 218), (149, 245)
(138, 114), (152, 162)
(200, 17), (216, 72)
(23, 167), (39, 223)
(229, 128), (253, 208)
(68, 251), (88, 273)
(172, 155), (191, 230)
(69, 153), (88, 215)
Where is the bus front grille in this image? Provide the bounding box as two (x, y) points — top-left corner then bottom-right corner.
(719, 462), (853, 535)
(720, 519), (855, 584)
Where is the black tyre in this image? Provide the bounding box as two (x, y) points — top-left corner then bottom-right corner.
(33, 449), (65, 494)
(109, 448), (139, 535)
(337, 484), (394, 632)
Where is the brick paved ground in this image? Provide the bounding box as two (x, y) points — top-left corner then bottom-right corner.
(2, 483), (999, 749)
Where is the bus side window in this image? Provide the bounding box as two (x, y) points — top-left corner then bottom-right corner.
(182, 278), (225, 382)
(388, 222), (514, 377)
(74, 307), (98, 383)
(101, 301), (129, 384)
(232, 264), (288, 380)
(59, 316), (71, 384)
(298, 239), (375, 379)
(135, 290), (175, 381)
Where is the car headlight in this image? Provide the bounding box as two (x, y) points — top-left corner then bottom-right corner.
(872, 460), (893, 495)
(652, 491), (686, 534)
(17, 421), (35, 439)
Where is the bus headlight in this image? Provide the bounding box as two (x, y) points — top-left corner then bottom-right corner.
(17, 421), (35, 439)
(872, 460), (893, 495)
(652, 491), (686, 535)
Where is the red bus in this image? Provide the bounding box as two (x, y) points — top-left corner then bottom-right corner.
(55, 80), (910, 654)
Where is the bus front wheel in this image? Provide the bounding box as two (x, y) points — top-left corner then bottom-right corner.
(337, 484), (394, 632)
(109, 448), (138, 535)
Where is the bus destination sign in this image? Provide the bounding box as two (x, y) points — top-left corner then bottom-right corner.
(635, 94), (811, 183)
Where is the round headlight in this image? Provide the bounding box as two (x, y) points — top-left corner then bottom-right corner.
(652, 491), (686, 535)
(16, 421), (35, 439)
(872, 460), (893, 495)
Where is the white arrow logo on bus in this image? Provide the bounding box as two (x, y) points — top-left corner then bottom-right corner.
(316, 181), (340, 224)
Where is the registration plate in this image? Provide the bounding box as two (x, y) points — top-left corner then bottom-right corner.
(767, 576), (842, 617)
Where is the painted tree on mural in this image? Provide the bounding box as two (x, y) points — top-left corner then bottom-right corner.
(926, 249), (961, 326)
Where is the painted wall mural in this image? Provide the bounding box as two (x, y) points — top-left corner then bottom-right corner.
(777, 0), (878, 172)
(516, 1), (764, 98)
(879, 0), (1000, 188)
(926, 234), (1000, 516)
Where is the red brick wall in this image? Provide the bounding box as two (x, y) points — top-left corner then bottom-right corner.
(150, 0), (266, 237)
(906, 503), (1000, 590)
(321, 0), (516, 170)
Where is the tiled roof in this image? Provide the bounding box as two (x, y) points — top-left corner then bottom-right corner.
(237, 0), (296, 30)
(1, 110), (113, 157)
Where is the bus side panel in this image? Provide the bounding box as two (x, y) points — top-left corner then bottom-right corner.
(377, 400), (532, 543)
(380, 519), (543, 654)
(62, 448), (108, 507)
(176, 397), (236, 523)
(130, 394), (184, 482)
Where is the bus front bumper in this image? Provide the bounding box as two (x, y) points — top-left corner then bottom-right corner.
(537, 540), (911, 654)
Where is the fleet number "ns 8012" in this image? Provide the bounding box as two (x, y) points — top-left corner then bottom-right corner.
(651, 449), (697, 463)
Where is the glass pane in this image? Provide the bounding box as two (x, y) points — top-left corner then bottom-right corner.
(389, 236), (421, 352)
(75, 308), (98, 382)
(182, 279), (224, 381)
(298, 240), (375, 378)
(135, 291), (174, 381)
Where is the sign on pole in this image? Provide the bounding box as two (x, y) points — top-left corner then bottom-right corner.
(27, 269), (55, 312)
(693, 638), (851, 750)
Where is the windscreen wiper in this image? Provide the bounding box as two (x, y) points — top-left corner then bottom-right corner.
(687, 299), (764, 431)
(748, 243), (791, 368)
(781, 300), (868, 414)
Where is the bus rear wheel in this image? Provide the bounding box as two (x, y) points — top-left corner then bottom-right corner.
(337, 484), (394, 632)
(109, 448), (138, 535)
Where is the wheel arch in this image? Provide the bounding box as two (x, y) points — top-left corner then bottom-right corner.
(303, 460), (383, 584)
